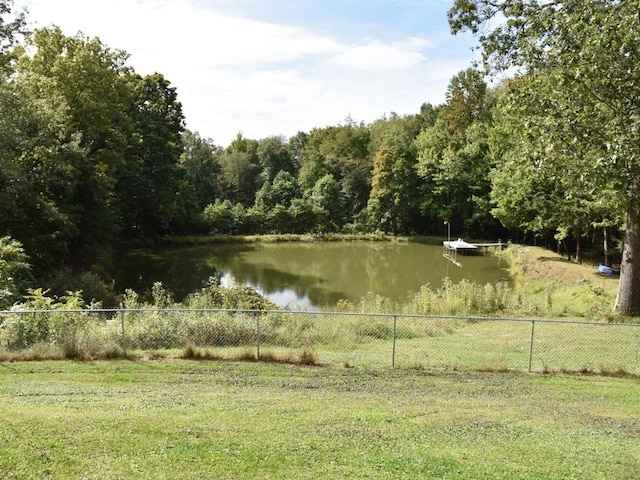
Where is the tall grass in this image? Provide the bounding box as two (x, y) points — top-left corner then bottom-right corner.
(0, 245), (633, 372)
(337, 246), (619, 320)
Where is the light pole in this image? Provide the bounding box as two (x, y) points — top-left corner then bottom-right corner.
(444, 220), (450, 243)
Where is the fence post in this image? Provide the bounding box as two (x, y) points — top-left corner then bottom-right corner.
(121, 312), (127, 356)
(255, 313), (261, 360)
(528, 320), (536, 372)
(392, 315), (397, 368)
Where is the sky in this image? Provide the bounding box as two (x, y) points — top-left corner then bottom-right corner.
(17, 0), (478, 147)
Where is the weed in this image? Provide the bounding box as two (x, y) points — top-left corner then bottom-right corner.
(147, 350), (168, 360)
(298, 347), (318, 366)
(181, 343), (224, 360)
(235, 349), (258, 362)
(102, 345), (129, 360)
(598, 364), (631, 378)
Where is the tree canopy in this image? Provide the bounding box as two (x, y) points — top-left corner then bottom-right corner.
(449, 0), (640, 314)
(1, 0), (637, 315)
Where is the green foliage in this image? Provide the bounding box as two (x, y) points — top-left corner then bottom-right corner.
(490, 75), (624, 263)
(186, 282), (278, 311)
(0, 236), (31, 309)
(202, 199), (247, 234)
(448, 0), (640, 314)
(4, 0), (636, 312)
(0, 0), (26, 73)
(415, 68), (497, 237)
(298, 123), (372, 221)
(117, 72), (185, 237)
(254, 170), (300, 211)
(109, 282), (278, 350)
(178, 130), (222, 224)
(43, 267), (118, 308)
(365, 113), (425, 234)
(0, 69), (84, 266)
(17, 27), (133, 255)
(308, 174), (345, 230)
(257, 135), (295, 182)
(0, 289), (91, 350)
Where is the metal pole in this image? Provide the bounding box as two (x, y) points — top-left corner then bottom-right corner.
(255, 314), (261, 360)
(528, 320), (536, 372)
(121, 312), (126, 356)
(392, 315), (397, 368)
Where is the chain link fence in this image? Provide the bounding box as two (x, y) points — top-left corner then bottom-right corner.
(1, 308), (638, 374)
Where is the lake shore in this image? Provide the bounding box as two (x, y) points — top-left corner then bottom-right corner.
(119, 234), (627, 320)
(156, 232), (444, 246)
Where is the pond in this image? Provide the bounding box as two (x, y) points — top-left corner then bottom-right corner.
(114, 241), (511, 310)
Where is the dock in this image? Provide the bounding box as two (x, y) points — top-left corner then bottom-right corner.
(443, 239), (506, 267)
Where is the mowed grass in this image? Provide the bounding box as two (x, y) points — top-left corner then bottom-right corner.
(0, 361), (638, 479)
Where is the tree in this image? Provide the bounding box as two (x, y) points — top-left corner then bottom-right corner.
(288, 198), (319, 234)
(308, 174), (345, 231)
(0, 2), (79, 269)
(298, 123), (371, 224)
(490, 77), (624, 262)
(0, 0), (26, 74)
(117, 72), (185, 237)
(202, 199), (246, 234)
(254, 170), (301, 212)
(178, 130), (222, 229)
(415, 69), (497, 237)
(367, 113), (423, 234)
(17, 27), (133, 263)
(0, 78), (87, 268)
(218, 133), (261, 206)
(288, 131), (308, 170)
(449, 0), (640, 314)
(257, 135), (295, 183)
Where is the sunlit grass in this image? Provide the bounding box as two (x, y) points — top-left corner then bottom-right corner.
(0, 361), (638, 479)
(1, 309), (638, 374)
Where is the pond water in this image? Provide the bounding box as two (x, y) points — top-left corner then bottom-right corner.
(114, 241), (511, 310)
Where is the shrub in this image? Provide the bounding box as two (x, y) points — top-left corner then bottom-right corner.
(0, 236), (32, 309)
(44, 267), (118, 308)
(0, 289), (114, 355)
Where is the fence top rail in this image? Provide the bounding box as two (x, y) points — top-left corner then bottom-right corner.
(1, 307), (638, 328)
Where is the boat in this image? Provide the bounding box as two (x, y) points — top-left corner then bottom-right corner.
(598, 264), (620, 276)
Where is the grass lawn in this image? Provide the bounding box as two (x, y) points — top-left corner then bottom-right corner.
(1, 360), (638, 479)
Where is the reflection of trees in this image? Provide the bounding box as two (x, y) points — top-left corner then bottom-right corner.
(116, 242), (510, 308)
(226, 245), (349, 306)
(115, 244), (254, 301)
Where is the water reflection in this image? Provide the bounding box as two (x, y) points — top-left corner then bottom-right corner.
(114, 242), (510, 309)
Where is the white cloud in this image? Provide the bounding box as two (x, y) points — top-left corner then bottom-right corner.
(19, 0), (477, 146)
(329, 37), (431, 72)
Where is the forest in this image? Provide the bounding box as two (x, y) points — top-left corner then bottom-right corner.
(1, 0), (639, 315)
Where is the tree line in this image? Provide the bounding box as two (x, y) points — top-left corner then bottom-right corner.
(1, 1), (639, 315)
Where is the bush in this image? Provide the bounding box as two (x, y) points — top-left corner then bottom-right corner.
(186, 283), (278, 310)
(0, 236), (32, 309)
(44, 267), (118, 308)
(0, 289), (112, 354)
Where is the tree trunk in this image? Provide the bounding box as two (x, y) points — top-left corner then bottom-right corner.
(614, 195), (640, 316)
(603, 226), (611, 267)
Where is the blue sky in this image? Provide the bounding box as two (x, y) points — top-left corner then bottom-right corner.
(18, 0), (478, 147)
